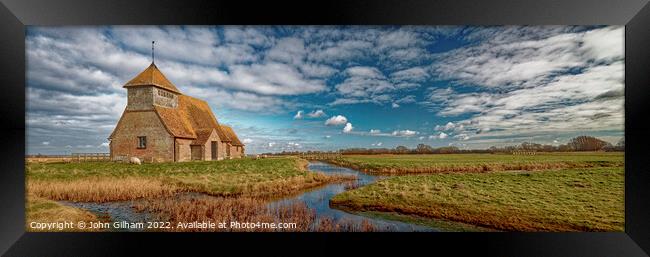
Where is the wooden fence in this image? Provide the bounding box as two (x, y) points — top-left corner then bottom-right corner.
(71, 153), (110, 162)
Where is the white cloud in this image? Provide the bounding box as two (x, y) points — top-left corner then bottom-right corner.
(390, 67), (429, 84)
(42, 141), (50, 145)
(183, 87), (293, 113)
(432, 27), (623, 89)
(325, 115), (348, 126)
(476, 127), (491, 134)
(454, 133), (471, 141)
(286, 142), (301, 147)
(435, 122), (457, 131)
(369, 129), (381, 134)
(243, 138), (253, 144)
(294, 110), (304, 119)
(419, 27), (624, 146)
(371, 142), (383, 146)
(343, 123), (354, 133)
(307, 109), (327, 118)
(222, 62), (327, 95)
(331, 65), (422, 106)
(438, 132), (448, 139)
(391, 130), (419, 137)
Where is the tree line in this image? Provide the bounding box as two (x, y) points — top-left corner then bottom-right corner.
(264, 135), (624, 156)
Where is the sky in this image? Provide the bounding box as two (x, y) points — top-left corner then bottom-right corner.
(25, 26), (624, 155)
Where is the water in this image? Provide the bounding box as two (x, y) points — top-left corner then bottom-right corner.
(59, 161), (439, 232)
(268, 161), (436, 232)
(61, 200), (154, 232)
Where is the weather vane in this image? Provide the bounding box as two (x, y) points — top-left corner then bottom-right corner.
(152, 41), (155, 63)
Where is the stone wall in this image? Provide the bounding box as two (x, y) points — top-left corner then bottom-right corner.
(175, 138), (193, 162)
(229, 145), (244, 158)
(190, 145), (202, 160)
(198, 130), (228, 161)
(153, 87), (178, 108)
(109, 111), (173, 163)
(126, 87), (154, 111)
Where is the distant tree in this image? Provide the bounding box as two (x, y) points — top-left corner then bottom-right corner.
(416, 144), (433, 154)
(436, 146), (460, 154)
(395, 146), (409, 154)
(567, 136), (609, 151)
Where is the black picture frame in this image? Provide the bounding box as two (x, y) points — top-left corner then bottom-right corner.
(1, 0), (649, 256)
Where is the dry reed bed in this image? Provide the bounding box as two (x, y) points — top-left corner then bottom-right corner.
(27, 177), (182, 203)
(325, 159), (623, 175)
(133, 194), (376, 232)
(27, 157), (356, 203)
(27, 172), (354, 203)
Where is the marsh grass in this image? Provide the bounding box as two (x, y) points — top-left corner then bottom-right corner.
(331, 167), (624, 231)
(314, 217), (378, 232)
(327, 152), (623, 174)
(133, 194), (375, 232)
(28, 177), (181, 202)
(26, 194), (103, 232)
(26, 157), (354, 202)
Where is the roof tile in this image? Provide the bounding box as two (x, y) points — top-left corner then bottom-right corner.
(124, 63), (181, 94)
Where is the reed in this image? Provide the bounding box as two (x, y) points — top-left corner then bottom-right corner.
(27, 157), (354, 200)
(133, 194), (376, 232)
(27, 177), (181, 203)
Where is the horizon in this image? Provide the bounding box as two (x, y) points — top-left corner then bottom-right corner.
(26, 25), (624, 155)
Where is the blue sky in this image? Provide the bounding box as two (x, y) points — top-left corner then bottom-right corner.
(26, 26), (624, 154)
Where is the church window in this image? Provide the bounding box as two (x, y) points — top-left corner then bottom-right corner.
(137, 136), (147, 149)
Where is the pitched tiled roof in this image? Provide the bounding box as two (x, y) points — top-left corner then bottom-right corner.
(124, 63), (181, 94)
(154, 105), (196, 139)
(150, 95), (231, 144)
(220, 125), (244, 146)
(179, 95), (230, 144)
(193, 129), (216, 145)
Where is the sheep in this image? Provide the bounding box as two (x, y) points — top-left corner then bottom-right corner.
(129, 157), (142, 165)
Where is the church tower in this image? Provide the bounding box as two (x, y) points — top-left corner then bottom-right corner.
(123, 62), (181, 110)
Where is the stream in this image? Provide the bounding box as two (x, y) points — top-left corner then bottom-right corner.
(268, 161), (435, 231)
(61, 161), (439, 232)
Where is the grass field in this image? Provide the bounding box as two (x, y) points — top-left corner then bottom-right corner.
(27, 157), (354, 201)
(330, 167), (624, 231)
(326, 152), (623, 174)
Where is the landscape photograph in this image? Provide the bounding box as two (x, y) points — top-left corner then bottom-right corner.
(25, 25), (624, 232)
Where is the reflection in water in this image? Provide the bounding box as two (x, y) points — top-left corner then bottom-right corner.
(267, 161), (436, 232)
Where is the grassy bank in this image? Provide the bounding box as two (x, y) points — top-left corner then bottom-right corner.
(26, 195), (102, 232)
(330, 167), (624, 231)
(326, 152), (623, 174)
(27, 157), (354, 201)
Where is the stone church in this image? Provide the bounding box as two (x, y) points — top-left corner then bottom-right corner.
(109, 62), (244, 162)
